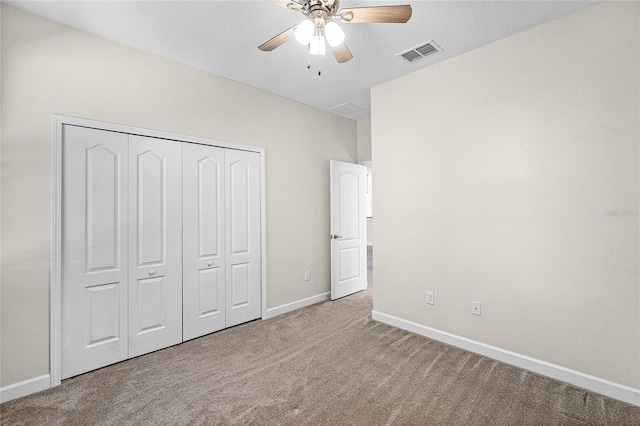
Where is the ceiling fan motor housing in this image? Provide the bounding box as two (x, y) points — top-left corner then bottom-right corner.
(303, 0), (340, 22)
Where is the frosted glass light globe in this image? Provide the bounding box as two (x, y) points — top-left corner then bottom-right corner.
(294, 19), (314, 45)
(309, 35), (326, 55)
(324, 21), (345, 47)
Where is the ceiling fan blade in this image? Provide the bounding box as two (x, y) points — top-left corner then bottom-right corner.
(258, 25), (296, 51)
(331, 42), (353, 63)
(340, 5), (412, 24)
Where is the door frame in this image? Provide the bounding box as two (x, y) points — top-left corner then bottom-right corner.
(50, 114), (267, 387)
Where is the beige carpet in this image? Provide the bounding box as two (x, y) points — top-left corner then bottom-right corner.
(2, 250), (640, 425)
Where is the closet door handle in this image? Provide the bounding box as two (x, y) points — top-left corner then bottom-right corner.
(148, 270), (155, 276)
(207, 261), (212, 267)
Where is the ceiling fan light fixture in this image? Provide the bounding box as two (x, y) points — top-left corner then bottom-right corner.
(324, 21), (345, 47)
(294, 18), (314, 45)
(309, 34), (326, 55)
(261, 0), (413, 65)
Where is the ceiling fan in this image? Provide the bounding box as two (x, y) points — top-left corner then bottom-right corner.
(258, 0), (412, 64)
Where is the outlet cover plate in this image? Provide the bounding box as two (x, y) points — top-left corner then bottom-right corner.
(426, 291), (434, 305)
(472, 301), (481, 315)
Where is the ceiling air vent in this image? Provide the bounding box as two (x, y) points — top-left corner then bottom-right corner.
(399, 40), (442, 63)
(331, 102), (364, 115)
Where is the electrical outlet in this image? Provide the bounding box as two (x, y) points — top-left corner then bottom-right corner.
(304, 271), (310, 281)
(425, 291), (434, 305)
(472, 301), (481, 316)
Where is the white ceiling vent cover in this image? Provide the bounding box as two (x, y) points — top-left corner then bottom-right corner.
(331, 102), (364, 115)
(399, 40), (442, 63)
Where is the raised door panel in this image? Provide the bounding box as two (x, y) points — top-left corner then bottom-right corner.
(225, 150), (261, 327)
(338, 172), (359, 241)
(336, 171), (362, 285)
(62, 125), (128, 379)
(230, 162), (249, 255)
(183, 143), (226, 340)
(198, 267), (223, 315)
(128, 135), (182, 357)
(231, 262), (250, 308)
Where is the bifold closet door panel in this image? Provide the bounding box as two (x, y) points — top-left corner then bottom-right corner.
(182, 143), (226, 341)
(61, 125), (129, 379)
(225, 149), (262, 327)
(128, 135), (183, 357)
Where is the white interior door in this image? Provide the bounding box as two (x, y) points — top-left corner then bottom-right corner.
(225, 149), (261, 327)
(62, 125), (129, 379)
(183, 143), (226, 340)
(330, 160), (367, 300)
(128, 135), (183, 357)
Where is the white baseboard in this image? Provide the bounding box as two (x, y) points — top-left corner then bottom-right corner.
(265, 292), (330, 319)
(371, 310), (640, 407)
(0, 374), (51, 403)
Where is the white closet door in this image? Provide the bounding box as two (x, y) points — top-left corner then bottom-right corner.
(62, 125), (128, 379)
(128, 135), (183, 357)
(225, 150), (262, 327)
(182, 143), (226, 340)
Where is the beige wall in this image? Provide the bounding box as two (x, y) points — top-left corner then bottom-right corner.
(0, 6), (356, 387)
(372, 1), (639, 388)
(357, 117), (372, 163)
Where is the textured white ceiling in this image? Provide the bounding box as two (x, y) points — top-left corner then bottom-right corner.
(4, 0), (598, 120)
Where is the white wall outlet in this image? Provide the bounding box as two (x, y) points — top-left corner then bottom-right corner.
(304, 271), (310, 281)
(425, 291), (434, 305)
(472, 301), (481, 316)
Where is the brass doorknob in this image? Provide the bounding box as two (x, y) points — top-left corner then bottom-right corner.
(332, 234), (342, 239)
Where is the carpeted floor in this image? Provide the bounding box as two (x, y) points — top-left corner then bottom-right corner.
(2, 247), (639, 425)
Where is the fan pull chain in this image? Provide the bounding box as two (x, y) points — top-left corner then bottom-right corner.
(307, 47), (322, 77)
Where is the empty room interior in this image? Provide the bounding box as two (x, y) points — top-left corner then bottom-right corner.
(1, 0), (639, 424)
